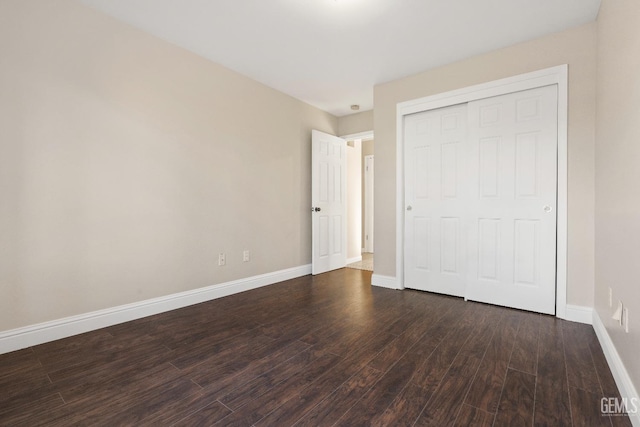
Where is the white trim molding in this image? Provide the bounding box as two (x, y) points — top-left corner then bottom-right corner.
(371, 274), (401, 290)
(593, 310), (640, 426)
(564, 305), (593, 325)
(340, 130), (374, 142)
(396, 65), (569, 319)
(346, 256), (363, 265)
(0, 264), (312, 355)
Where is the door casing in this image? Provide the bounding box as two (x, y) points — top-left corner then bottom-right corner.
(395, 65), (569, 319)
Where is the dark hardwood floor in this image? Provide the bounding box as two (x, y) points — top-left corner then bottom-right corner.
(0, 269), (631, 426)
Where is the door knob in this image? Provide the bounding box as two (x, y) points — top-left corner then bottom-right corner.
(407, 206), (413, 211)
(543, 205), (552, 213)
(312, 207), (321, 212)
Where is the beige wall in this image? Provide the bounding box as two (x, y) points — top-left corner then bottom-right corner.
(0, 0), (337, 331)
(347, 141), (362, 260)
(595, 0), (640, 391)
(373, 23), (597, 308)
(338, 110), (373, 137)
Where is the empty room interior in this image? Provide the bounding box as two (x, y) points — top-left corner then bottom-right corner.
(1, 0), (639, 425)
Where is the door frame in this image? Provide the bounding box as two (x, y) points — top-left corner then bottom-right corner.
(395, 65), (569, 319)
(341, 130), (375, 255)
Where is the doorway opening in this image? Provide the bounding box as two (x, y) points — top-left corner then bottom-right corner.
(342, 131), (374, 272)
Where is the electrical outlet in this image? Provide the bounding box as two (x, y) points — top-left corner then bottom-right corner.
(613, 301), (623, 326)
(623, 307), (629, 333)
(609, 287), (613, 308)
(243, 250), (250, 262)
(618, 301), (623, 326)
(218, 253), (226, 266)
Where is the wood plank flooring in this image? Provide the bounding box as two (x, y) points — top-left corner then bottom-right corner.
(0, 269), (631, 426)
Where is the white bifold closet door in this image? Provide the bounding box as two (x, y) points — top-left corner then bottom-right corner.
(404, 85), (558, 314)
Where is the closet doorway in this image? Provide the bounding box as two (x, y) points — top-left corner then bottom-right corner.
(397, 66), (568, 316)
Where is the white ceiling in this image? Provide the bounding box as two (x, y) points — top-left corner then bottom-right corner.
(79, 0), (601, 117)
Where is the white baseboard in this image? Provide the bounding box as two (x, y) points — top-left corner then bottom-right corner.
(593, 310), (640, 426)
(346, 256), (362, 265)
(564, 304), (593, 324)
(371, 274), (401, 290)
(0, 264), (312, 355)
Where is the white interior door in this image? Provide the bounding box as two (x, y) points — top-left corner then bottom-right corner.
(404, 104), (468, 297)
(364, 155), (374, 253)
(466, 85), (558, 314)
(312, 130), (347, 275)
